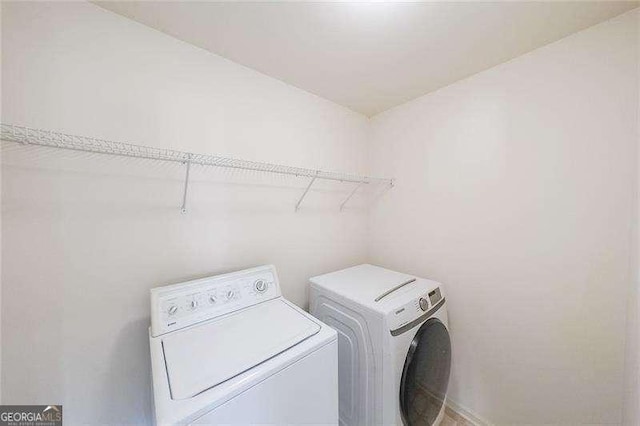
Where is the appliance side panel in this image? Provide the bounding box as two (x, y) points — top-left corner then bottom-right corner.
(310, 286), (386, 426)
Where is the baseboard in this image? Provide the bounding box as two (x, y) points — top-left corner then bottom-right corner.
(446, 398), (493, 426)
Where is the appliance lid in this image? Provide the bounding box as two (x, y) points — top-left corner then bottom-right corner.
(162, 298), (321, 400)
(310, 264), (418, 303)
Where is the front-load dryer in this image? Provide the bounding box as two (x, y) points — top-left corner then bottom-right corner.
(309, 264), (451, 426)
(149, 265), (338, 425)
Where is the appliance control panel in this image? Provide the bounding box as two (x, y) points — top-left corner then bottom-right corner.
(150, 265), (280, 337)
(387, 285), (444, 332)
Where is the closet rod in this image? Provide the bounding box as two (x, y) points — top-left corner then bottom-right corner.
(0, 123), (392, 185)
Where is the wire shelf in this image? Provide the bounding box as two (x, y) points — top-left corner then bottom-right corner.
(0, 123), (393, 212)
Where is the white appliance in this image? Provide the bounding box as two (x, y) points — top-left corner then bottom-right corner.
(309, 264), (451, 426)
(149, 265), (338, 425)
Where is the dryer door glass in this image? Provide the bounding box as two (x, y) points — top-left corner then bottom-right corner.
(399, 318), (451, 426)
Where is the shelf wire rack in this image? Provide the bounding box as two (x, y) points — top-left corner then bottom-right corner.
(0, 123), (393, 212)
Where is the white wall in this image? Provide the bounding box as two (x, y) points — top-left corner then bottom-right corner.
(368, 10), (639, 425)
(0, 2), (369, 423)
(624, 10), (640, 426)
(0, 0), (3, 406)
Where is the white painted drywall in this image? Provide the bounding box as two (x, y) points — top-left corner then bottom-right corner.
(624, 10), (640, 426)
(368, 10), (639, 425)
(0, 0), (4, 405)
(0, 2), (369, 423)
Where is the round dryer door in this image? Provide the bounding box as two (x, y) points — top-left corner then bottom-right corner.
(399, 318), (451, 426)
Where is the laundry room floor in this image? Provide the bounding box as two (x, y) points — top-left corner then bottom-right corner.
(442, 406), (476, 426)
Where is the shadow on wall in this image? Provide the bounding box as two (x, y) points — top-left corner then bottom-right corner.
(102, 318), (153, 424)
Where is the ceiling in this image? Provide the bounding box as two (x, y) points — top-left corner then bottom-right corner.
(96, 1), (638, 117)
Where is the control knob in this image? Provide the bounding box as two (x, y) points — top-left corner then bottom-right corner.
(209, 295), (217, 304)
(189, 300), (198, 310)
(226, 290), (235, 300)
(254, 279), (268, 293)
(419, 298), (429, 311)
(168, 305), (178, 316)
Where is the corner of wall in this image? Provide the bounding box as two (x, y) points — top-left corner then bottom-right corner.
(364, 114), (376, 264)
(620, 7), (639, 426)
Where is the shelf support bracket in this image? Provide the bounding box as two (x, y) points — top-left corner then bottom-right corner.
(340, 182), (364, 211)
(295, 173), (318, 212)
(180, 155), (192, 214)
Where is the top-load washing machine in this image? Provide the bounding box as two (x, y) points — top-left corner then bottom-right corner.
(149, 265), (338, 425)
(310, 264), (451, 426)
